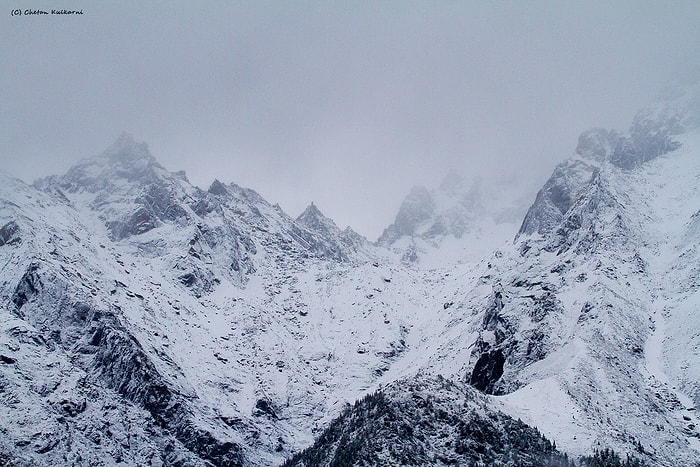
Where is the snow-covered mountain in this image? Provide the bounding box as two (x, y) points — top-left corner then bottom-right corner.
(378, 172), (531, 268)
(413, 85), (700, 465)
(1, 85), (699, 466)
(0, 134), (439, 465)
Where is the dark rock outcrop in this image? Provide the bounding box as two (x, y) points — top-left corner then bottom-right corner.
(470, 349), (505, 393)
(468, 282), (561, 395)
(208, 179), (230, 196)
(0, 221), (21, 246)
(12, 263), (42, 312)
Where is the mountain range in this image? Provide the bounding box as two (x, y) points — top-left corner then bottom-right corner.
(1, 84), (699, 466)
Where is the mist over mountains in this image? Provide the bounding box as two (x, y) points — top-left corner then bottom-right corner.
(1, 85), (700, 466)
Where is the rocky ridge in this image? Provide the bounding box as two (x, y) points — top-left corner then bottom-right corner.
(1, 86), (699, 465)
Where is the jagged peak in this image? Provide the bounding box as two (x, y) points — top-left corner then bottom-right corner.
(575, 128), (622, 162)
(50, 133), (158, 184)
(406, 184), (432, 201)
(517, 158), (598, 238)
(296, 202), (338, 231)
(103, 132), (153, 163)
(31, 134), (184, 202)
(207, 179), (229, 196)
(296, 202), (316, 218)
(389, 186), (434, 231)
(303, 201), (319, 212)
(575, 83), (700, 169)
(342, 225), (360, 236)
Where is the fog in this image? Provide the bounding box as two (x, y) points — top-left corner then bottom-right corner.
(2, 1), (699, 239)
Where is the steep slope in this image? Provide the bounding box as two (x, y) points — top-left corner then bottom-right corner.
(408, 91), (700, 465)
(378, 173), (530, 267)
(295, 202), (368, 262)
(494, 92), (700, 466)
(1, 85), (699, 467)
(0, 172), (239, 466)
(0, 134), (446, 465)
(288, 84), (700, 466)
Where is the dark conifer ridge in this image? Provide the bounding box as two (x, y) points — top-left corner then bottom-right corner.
(579, 448), (648, 467)
(284, 375), (574, 467)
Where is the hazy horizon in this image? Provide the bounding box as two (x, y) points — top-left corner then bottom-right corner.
(2, 1), (699, 239)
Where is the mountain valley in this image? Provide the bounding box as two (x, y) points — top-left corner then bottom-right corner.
(1, 86), (699, 466)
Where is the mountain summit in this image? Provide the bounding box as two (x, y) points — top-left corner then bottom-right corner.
(1, 87), (699, 465)
(378, 173), (527, 266)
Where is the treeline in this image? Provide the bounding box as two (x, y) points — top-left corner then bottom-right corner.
(284, 378), (576, 466)
(283, 377), (650, 467)
(579, 448), (647, 467)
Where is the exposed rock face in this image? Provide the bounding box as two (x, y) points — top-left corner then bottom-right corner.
(468, 281), (562, 395)
(379, 179), (485, 243)
(523, 96), (693, 241)
(575, 92), (694, 170)
(378, 186), (435, 245)
(295, 202), (368, 262)
(9, 260), (247, 466)
(2, 85), (700, 466)
(12, 263), (42, 313)
(609, 110), (681, 169)
(208, 179), (230, 196)
(0, 220), (21, 246)
(518, 160), (597, 237)
(0, 135), (380, 465)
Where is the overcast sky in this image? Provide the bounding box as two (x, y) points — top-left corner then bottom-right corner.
(2, 1), (699, 240)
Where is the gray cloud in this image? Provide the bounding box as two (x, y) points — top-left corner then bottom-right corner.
(2, 1), (699, 239)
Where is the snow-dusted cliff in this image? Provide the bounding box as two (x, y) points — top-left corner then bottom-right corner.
(1, 86), (699, 466)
